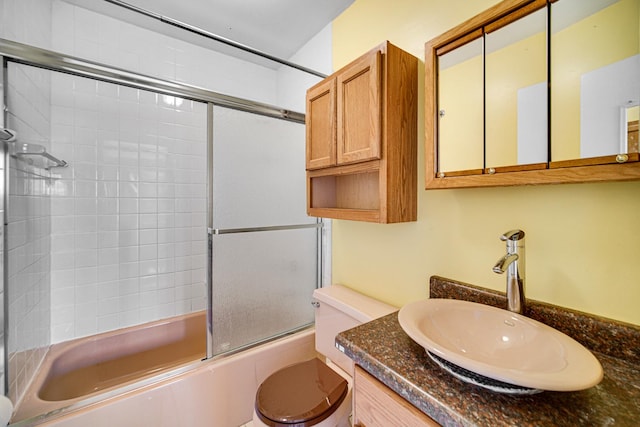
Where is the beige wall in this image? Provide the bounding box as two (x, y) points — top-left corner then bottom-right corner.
(331, 0), (640, 325)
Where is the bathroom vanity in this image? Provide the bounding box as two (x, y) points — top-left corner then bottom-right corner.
(337, 277), (640, 426)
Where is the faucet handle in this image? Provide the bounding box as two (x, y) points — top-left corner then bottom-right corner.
(500, 229), (525, 241)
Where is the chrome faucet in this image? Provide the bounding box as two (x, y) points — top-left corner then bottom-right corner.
(493, 229), (525, 314)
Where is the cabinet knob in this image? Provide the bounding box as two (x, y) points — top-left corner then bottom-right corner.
(616, 154), (629, 163)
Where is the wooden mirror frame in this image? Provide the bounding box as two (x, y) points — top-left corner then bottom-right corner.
(424, 0), (640, 190)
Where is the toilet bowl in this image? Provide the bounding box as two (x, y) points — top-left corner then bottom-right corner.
(252, 285), (396, 427)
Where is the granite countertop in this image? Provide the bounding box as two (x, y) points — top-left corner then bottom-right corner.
(336, 277), (640, 426)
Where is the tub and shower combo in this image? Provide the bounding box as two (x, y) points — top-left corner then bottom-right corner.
(0, 9), (324, 423)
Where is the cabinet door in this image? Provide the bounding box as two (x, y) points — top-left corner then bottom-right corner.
(337, 50), (382, 165)
(354, 367), (439, 427)
(306, 78), (336, 170)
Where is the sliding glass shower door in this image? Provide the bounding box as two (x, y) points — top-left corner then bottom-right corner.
(210, 106), (318, 356)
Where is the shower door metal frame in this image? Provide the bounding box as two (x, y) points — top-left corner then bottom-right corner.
(0, 54), (8, 397)
(0, 38), (305, 123)
(0, 37), (323, 394)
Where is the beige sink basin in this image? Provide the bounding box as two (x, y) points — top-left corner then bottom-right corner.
(398, 299), (603, 392)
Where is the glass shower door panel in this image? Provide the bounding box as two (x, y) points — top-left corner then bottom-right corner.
(211, 106), (317, 356)
(211, 228), (317, 355)
(212, 105), (313, 229)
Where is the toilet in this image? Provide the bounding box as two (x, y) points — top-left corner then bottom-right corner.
(253, 285), (396, 427)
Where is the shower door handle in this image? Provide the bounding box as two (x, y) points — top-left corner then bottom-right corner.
(0, 128), (16, 142)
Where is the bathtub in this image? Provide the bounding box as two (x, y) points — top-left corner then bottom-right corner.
(12, 312), (317, 427)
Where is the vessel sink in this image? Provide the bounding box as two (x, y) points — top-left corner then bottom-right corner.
(398, 299), (603, 392)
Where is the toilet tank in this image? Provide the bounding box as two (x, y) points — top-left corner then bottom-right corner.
(313, 285), (397, 375)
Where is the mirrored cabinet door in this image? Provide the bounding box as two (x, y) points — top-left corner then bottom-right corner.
(485, 7), (548, 170)
(438, 36), (484, 175)
(550, 0), (640, 165)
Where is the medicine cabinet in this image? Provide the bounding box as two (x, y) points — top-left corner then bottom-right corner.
(425, 0), (640, 189)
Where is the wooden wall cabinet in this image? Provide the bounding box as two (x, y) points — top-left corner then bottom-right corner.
(353, 366), (438, 427)
(306, 41), (417, 223)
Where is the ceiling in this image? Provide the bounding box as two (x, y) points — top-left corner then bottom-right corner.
(69, 0), (354, 67)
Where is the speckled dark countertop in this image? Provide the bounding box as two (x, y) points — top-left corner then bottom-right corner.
(336, 276), (640, 426)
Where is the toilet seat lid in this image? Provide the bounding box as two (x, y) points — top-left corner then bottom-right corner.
(255, 358), (348, 426)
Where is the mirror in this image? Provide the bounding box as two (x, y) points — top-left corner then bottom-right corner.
(485, 8), (547, 169)
(425, 0), (640, 189)
(626, 105), (639, 153)
(550, 0), (640, 163)
(438, 37), (484, 174)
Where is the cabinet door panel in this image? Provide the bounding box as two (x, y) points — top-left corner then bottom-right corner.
(354, 367), (439, 427)
(306, 78), (336, 170)
(485, 7), (547, 169)
(337, 50), (382, 165)
(438, 36), (484, 174)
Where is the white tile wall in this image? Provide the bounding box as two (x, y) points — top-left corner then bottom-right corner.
(1, 0), (53, 404)
(51, 0), (281, 107)
(0, 0), (52, 48)
(4, 61), (53, 405)
(49, 72), (208, 342)
(275, 23), (332, 112)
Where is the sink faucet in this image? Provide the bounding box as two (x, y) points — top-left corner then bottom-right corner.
(493, 229), (525, 314)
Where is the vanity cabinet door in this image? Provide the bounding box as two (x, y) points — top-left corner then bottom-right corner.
(336, 50), (382, 165)
(353, 366), (439, 427)
(306, 78), (336, 170)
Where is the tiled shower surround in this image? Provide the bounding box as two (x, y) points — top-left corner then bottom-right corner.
(5, 62), (53, 406)
(48, 73), (208, 342)
(1, 0), (54, 403)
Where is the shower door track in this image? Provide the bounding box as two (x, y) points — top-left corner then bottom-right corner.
(0, 38), (305, 124)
